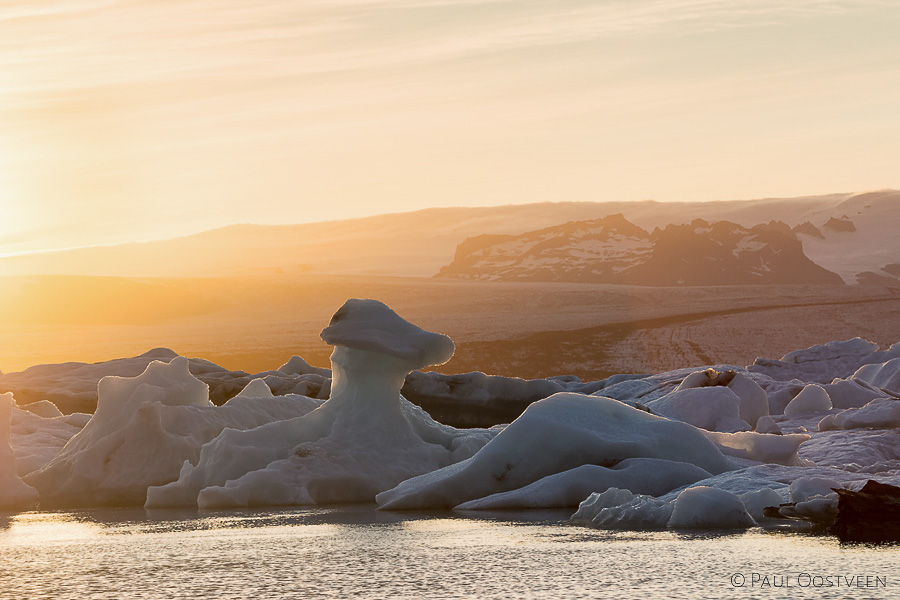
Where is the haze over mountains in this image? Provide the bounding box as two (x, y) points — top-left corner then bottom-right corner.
(436, 215), (844, 286)
(0, 190), (897, 284)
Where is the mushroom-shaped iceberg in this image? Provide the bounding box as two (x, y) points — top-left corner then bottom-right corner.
(146, 299), (496, 508)
(321, 298), (455, 370)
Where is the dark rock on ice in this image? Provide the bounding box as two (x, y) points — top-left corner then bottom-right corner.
(829, 480), (900, 543)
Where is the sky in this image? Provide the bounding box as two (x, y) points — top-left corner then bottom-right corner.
(1, 0), (898, 255)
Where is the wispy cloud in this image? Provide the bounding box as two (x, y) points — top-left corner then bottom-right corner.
(2, 0), (892, 90)
(1, 1), (898, 252)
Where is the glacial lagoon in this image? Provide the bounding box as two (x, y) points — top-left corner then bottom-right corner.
(0, 506), (895, 600)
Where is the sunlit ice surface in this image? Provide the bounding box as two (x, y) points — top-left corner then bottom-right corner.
(0, 506), (896, 599)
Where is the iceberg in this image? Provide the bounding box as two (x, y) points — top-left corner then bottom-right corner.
(667, 369), (768, 428)
(0, 348), (259, 413)
(666, 486), (756, 529)
(821, 379), (886, 409)
(702, 429), (809, 466)
(571, 463), (900, 531)
(1, 393), (39, 511)
(25, 357), (320, 506)
(646, 386), (745, 432)
(749, 338), (900, 383)
(852, 357), (900, 392)
(146, 299), (497, 508)
(1, 299), (898, 537)
(455, 458), (712, 510)
(9, 403), (86, 476)
(377, 392), (735, 510)
(783, 384), (833, 417)
(819, 397), (900, 430)
(570, 488), (674, 530)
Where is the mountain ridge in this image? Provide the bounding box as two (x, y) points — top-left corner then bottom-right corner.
(437, 215), (844, 286)
(0, 190), (895, 281)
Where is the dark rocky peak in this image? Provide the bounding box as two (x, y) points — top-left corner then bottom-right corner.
(689, 218), (712, 230)
(882, 263), (900, 277)
(760, 220), (794, 235)
(793, 221), (825, 239)
(823, 216), (856, 233)
(747, 222), (801, 245)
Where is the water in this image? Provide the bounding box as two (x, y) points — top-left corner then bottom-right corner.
(0, 506), (896, 600)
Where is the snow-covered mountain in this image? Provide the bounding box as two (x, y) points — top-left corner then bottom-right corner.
(437, 214), (844, 286)
(0, 190), (894, 280)
(794, 190), (900, 285)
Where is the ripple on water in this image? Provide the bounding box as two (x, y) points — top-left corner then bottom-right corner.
(0, 507), (895, 600)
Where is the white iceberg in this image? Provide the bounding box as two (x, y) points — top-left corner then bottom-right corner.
(821, 379), (887, 409)
(819, 397), (900, 430)
(25, 357), (320, 506)
(570, 462), (899, 531)
(768, 477), (843, 523)
(1, 393), (39, 511)
(789, 476), (841, 503)
(800, 428), (900, 469)
(852, 357), (900, 392)
(754, 415), (782, 434)
(1, 309), (897, 534)
(750, 338), (900, 384)
(783, 384), (832, 417)
(146, 299), (497, 508)
(0, 348), (257, 413)
(455, 458), (711, 510)
(739, 487), (786, 521)
(377, 392), (735, 510)
(570, 488), (674, 530)
(668, 369), (768, 428)
(9, 404), (87, 476)
(702, 430), (809, 466)
(647, 386), (744, 432)
(277, 355), (332, 378)
(666, 486), (756, 529)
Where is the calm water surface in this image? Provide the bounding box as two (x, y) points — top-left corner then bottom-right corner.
(0, 506), (896, 600)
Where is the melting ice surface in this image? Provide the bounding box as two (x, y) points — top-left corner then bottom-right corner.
(0, 506), (896, 600)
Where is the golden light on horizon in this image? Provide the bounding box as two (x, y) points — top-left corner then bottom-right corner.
(0, 153), (25, 240)
(0, 1), (897, 256)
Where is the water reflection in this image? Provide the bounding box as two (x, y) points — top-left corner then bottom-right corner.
(0, 507), (895, 600)
(1, 511), (104, 545)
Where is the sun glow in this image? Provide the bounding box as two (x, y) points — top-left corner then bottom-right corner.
(0, 142), (28, 243)
(0, 194), (22, 242)
(0, 1), (895, 254)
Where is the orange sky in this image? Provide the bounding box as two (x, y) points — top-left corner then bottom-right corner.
(1, 0), (898, 255)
